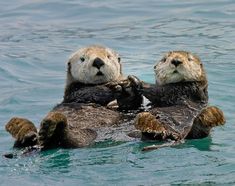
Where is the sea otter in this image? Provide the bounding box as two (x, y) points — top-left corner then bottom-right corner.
(134, 51), (225, 150)
(5, 45), (142, 150)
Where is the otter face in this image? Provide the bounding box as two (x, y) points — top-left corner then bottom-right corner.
(67, 45), (121, 84)
(154, 51), (204, 85)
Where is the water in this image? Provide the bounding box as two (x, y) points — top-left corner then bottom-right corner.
(0, 0), (235, 185)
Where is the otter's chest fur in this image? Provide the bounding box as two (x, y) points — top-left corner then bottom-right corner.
(53, 82), (122, 136)
(143, 82), (208, 107)
(63, 82), (115, 105)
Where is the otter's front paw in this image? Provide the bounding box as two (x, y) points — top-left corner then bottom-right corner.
(39, 112), (68, 149)
(108, 75), (143, 110)
(5, 117), (38, 147)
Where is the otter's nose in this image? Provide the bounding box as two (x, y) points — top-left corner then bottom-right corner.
(171, 59), (182, 67)
(93, 58), (105, 69)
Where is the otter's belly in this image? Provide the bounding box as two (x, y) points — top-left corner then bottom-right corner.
(53, 103), (121, 130)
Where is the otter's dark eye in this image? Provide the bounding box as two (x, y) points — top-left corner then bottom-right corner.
(118, 57), (121, 63)
(80, 57), (85, 62)
(107, 55), (111, 59)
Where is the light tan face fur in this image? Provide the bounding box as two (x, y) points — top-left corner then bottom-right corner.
(154, 51), (204, 85)
(67, 45), (121, 85)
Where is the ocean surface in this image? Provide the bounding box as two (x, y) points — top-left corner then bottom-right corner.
(0, 0), (235, 185)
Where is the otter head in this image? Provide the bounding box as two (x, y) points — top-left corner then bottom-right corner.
(66, 45), (122, 86)
(154, 51), (207, 85)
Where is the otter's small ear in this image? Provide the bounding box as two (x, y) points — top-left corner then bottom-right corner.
(118, 57), (121, 63)
(188, 53), (194, 61)
(67, 61), (71, 72)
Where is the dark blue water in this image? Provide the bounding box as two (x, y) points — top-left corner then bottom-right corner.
(0, 0), (235, 185)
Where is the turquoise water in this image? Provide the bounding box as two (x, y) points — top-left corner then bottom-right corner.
(0, 0), (235, 185)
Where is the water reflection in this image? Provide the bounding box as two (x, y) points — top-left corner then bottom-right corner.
(138, 136), (214, 152)
(39, 149), (71, 174)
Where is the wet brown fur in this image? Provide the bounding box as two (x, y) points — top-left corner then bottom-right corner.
(5, 46), (142, 149)
(135, 51), (225, 141)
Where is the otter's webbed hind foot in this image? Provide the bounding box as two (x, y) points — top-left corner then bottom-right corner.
(39, 112), (97, 149)
(5, 117), (38, 148)
(187, 106), (226, 139)
(39, 112), (67, 149)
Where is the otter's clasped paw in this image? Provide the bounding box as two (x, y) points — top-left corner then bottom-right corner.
(108, 75), (143, 110)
